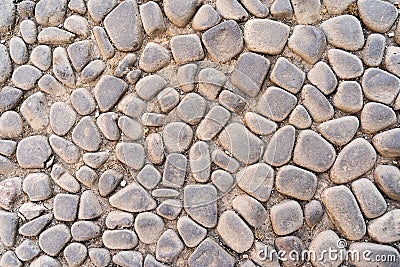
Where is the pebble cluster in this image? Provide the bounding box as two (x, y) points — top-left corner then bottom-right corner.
(1, 0), (400, 266)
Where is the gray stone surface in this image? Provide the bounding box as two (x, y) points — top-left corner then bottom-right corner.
(257, 86), (297, 122)
(38, 224), (71, 256)
(263, 125), (295, 167)
(333, 81), (364, 113)
(352, 178), (387, 219)
(301, 84), (334, 123)
(188, 238), (235, 267)
(270, 57), (305, 94)
(307, 61), (337, 95)
(17, 136), (52, 169)
(317, 116), (359, 146)
(373, 129), (400, 158)
(358, 0), (398, 33)
(374, 165), (400, 201)
(170, 34), (204, 65)
(362, 33), (386, 67)
(270, 200), (303, 236)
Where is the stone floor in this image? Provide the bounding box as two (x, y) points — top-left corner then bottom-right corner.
(1, 0), (400, 266)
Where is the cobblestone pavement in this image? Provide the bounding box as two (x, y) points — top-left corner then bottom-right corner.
(1, 0), (400, 266)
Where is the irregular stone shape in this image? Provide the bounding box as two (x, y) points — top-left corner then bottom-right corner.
(106, 211), (134, 230)
(0, 87), (22, 113)
(19, 214), (53, 237)
(38, 74), (66, 97)
(216, 0), (248, 21)
(140, 1), (166, 36)
(257, 86), (297, 122)
(141, 113), (166, 127)
(368, 209), (400, 243)
(113, 251), (142, 267)
(72, 116), (102, 152)
(146, 133), (164, 165)
(82, 152), (108, 170)
(288, 105), (312, 129)
(38, 27), (75, 45)
(218, 123), (263, 164)
(17, 136), (52, 169)
(93, 26), (114, 59)
(177, 93), (207, 125)
(35, 0), (66, 26)
(362, 33), (386, 67)
(276, 165), (317, 201)
(244, 112), (277, 136)
(318, 116), (359, 146)
(330, 138), (376, 184)
(374, 165), (400, 201)
(177, 216), (207, 248)
(144, 254), (169, 267)
(0, 155), (16, 175)
(88, 249), (111, 267)
(189, 141), (211, 183)
(157, 199), (182, 220)
(361, 102), (396, 134)
(196, 106), (230, 140)
(164, 0), (201, 27)
(291, 0), (321, 24)
(137, 164), (161, 190)
(139, 42), (170, 72)
(0, 177), (21, 211)
(118, 116), (143, 141)
(358, 0), (397, 33)
(0, 45), (11, 83)
(275, 236), (305, 267)
(20, 174), (50, 203)
(104, 0), (143, 51)
(308, 230), (345, 267)
(321, 185), (366, 240)
(50, 103), (76, 136)
(170, 34), (204, 65)
(102, 230), (138, 250)
(0, 0), (15, 33)
(71, 221), (101, 242)
(217, 211), (254, 253)
(211, 149), (240, 173)
(136, 74), (167, 100)
(232, 194), (268, 228)
(177, 64), (197, 92)
(328, 49), (364, 79)
(87, 0), (115, 23)
(236, 163), (274, 202)
(94, 75), (127, 112)
(270, 0), (293, 19)
(67, 40), (91, 73)
(157, 88), (179, 113)
(307, 61), (337, 95)
(333, 81), (364, 113)
(39, 224), (71, 256)
(352, 178), (387, 219)
(53, 47), (75, 87)
(0, 211), (18, 247)
(385, 47), (400, 79)
(163, 122), (193, 153)
(184, 184), (218, 228)
(20, 92), (49, 131)
(12, 65), (42, 90)
(31, 255), (61, 267)
(78, 190), (103, 220)
(373, 129), (400, 157)
(288, 25), (326, 64)
(244, 19), (290, 55)
(75, 166), (98, 188)
(0, 251), (21, 267)
(304, 200), (324, 227)
(152, 189), (180, 198)
(134, 212), (164, 244)
(241, 0), (269, 18)
(0, 111), (23, 139)
(156, 229), (184, 263)
(97, 112), (120, 140)
(198, 68), (226, 99)
(30, 45), (51, 71)
(64, 243), (87, 266)
(349, 242), (400, 267)
(99, 169), (120, 195)
(115, 53), (137, 78)
(115, 143), (145, 170)
(231, 52), (270, 97)
(264, 125), (295, 167)
(270, 200), (303, 236)
(64, 14), (89, 38)
(109, 182), (156, 212)
(294, 130), (336, 172)
(192, 4), (221, 31)
(53, 193), (79, 222)
(270, 57), (305, 94)
(321, 15), (364, 51)
(117, 94), (145, 118)
(188, 238), (235, 267)
(202, 20), (244, 63)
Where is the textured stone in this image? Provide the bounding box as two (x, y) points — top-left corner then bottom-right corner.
(94, 75), (127, 112)
(140, 1), (166, 36)
(361, 102), (396, 134)
(264, 125), (295, 167)
(358, 0), (398, 33)
(374, 165), (400, 201)
(0, 87), (22, 113)
(109, 182), (156, 212)
(202, 20), (244, 63)
(291, 0), (321, 24)
(0, 0), (15, 33)
(157, 199), (182, 220)
(0, 251), (21, 267)
(30, 45), (51, 71)
(146, 133), (165, 165)
(270, 57), (305, 94)
(78, 190), (103, 220)
(0, 111), (23, 139)
(76, 166), (98, 188)
(70, 88), (96, 116)
(104, 0), (143, 51)
(20, 92), (49, 131)
(244, 112), (277, 136)
(308, 230), (345, 267)
(106, 211), (134, 229)
(270, 0), (293, 19)
(12, 65), (42, 91)
(9, 36), (28, 65)
(53, 47), (75, 87)
(0, 211), (18, 247)
(368, 210), (400, 243)
(351, 178), (387, 219)
(288, 105), (312, 129)
(53, 193), (79, 221)
(304, 200), (323, 227)
(164, 0), (201, 27)
(162, 153), (187, 188)
(270, 200), (303, 236)
(307, 61), (337, 95)
(139, 42), (171, 72)
(232, 194), (268, 228)
(177, 93), (207, 125)
(321, 15), (364, 51)
(38, 27), (75, 45)
(118, 116), (143, 141)
(236, 163), (274, 202)
(134, 212), (164, 244)
(72, 116), (102, 152)
(102, 230), (138, 250)
(385, 46), (400, 78)
(188, 238), (235, 267)
(321, 186), (366, 240)
(64, 15), (89, 38)
(362, 34), (386, 67)
(64, 243), (87, 266)
(113, 251), (142, 267)
(136, 75), (167, 100)
(373, 129), (400, 158)
(177, 216), (207, 248)
(328, 49), (364, 79)
(192, 4), (221, 31)
(198, 68), (226, 99)
(71, 221), (101, 242)
(349, 242), (400, 267)
(17, 136), (52, 169)
(196, 106), (230, 140)
(257, 86), (297, 122)
(156, 229), (184, 263)
(276, 165), (317, 201)
(177, 64), (197, 92)
(0, 45), (12, 83)
(275, 236), (305, 267)
(293, 130), (336, 172)
(157, 87), (179, 113)
(216, 0), (249, 21)
(244, 19), (290, 55)
(211, 149), (240, 173)
(302, 84), (334, 122)
(170, 34), (204, 65)
(317, 116), (359, 146)
(39, 224), (71, 256)
(15, 240), (41, 263)
(333, 81), (364, 113)
(163, 122), (193, 153)
(93, 26), (114, 59)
